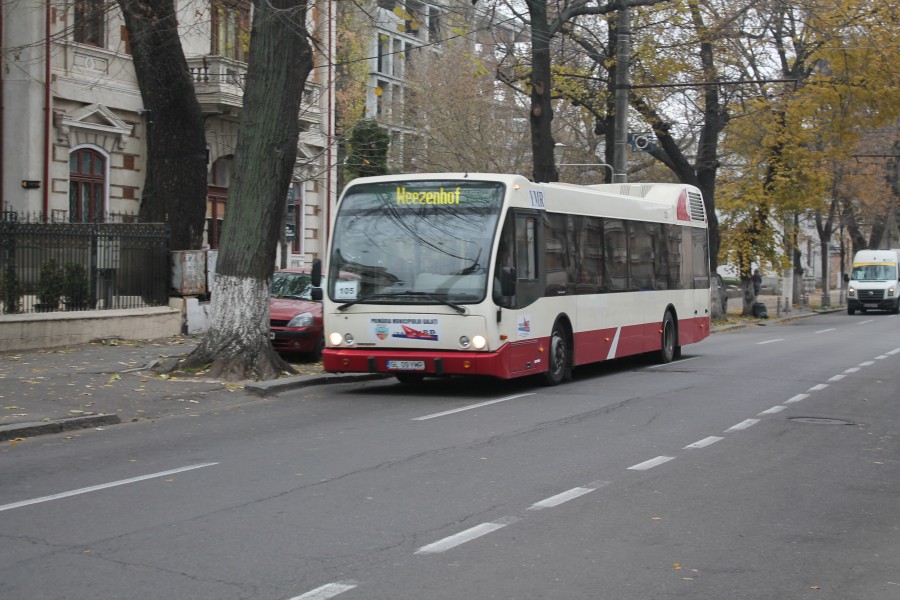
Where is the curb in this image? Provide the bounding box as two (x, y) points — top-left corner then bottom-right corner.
(245, 372), (390, 398)
(0, 414), (121, 442)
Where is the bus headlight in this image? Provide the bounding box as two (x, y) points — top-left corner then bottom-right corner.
(459, 336), (471, 348)
(472, 335), (487, 349)
(329, 332), (348, 346)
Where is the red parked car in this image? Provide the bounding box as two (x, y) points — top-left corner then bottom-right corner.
(269, 268), (327, 359)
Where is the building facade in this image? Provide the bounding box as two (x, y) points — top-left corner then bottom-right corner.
(1, 0), (336, 269)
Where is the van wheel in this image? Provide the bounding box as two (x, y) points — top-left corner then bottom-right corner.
(848, 306), (855, 315)
(542, 323), (571, 386)
(658, 311), (678, 364)
(893, 300), (900, 315)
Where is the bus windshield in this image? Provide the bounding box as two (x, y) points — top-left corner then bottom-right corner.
(851, 263), (897, 281)
(328, 180), (505, 305)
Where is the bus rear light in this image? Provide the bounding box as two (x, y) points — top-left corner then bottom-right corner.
(500, 334), (508, 341)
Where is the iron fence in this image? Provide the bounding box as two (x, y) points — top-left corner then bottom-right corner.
(1, 212), (170, 314)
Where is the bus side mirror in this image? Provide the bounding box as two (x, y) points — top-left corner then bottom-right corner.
(310, 258), (322, 287)
(500, 266), (517, 297)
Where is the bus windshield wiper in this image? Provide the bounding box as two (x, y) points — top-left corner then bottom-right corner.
(338, 291), (467, 314)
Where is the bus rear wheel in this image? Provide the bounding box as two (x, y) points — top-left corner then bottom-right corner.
(658, 311), (680, 364)
(542, 322), (572, 386)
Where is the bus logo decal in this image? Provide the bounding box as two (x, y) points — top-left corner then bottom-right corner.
(529, 190), (545, 209)
(517, 315), (532, 338)
(393, 325), (439, 341)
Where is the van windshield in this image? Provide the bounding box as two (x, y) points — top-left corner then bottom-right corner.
(851, 263), (897, 281)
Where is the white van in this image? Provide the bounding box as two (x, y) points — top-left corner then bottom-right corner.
(847, 249), (900, 315)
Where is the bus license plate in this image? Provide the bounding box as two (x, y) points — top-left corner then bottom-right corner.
(387, 360), (425, 371)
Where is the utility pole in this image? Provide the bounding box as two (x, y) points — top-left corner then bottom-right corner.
(612, 2), (630, 184)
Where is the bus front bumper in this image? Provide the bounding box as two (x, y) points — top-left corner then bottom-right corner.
(322, 347), (519, 379)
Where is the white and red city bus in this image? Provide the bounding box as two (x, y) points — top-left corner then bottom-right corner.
(321, 173), (710, 385)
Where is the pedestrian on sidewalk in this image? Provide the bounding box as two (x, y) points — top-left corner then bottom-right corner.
(752, 269), (762, 296)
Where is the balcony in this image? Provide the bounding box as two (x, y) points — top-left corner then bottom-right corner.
(187, 55), (322, 123)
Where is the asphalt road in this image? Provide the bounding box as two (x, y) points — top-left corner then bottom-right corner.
(1, 311), (898, 599)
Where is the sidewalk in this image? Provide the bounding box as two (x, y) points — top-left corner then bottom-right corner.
(1, 297), (841, 442)
(0, 336), (382, 442)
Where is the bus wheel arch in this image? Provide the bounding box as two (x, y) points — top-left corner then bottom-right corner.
(542, 316), (573, 386)
(659, 307), (681, 363)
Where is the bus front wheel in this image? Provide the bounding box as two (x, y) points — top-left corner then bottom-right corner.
(658, 311), (680, 364)
(542, 322), (572, 386)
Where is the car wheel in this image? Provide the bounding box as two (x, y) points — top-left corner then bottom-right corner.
(309, 336), (324, 361)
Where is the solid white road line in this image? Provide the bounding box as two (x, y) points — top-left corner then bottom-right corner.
(415, 517), (519, 554)
(0, 463), (219, 513)
(683, 436), (723, 449)
(757, 339), (785, 345)
(412, 393), (535, 421)
(627, 456), (675, 471)
(725, 419), (759, 432)
(528, 481), (609, 510)
(290, 581), (358, 600)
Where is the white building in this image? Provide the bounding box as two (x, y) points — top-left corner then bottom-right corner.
(1, 0), (336, 268)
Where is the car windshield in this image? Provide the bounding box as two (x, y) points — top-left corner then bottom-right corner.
(271, 272), (313, 300)
(327, 180), (505, 305)
(851, 264), (897, 281)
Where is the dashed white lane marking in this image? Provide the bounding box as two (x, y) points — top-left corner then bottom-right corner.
(808, 383), (829, 392)
(888, 348), (900, 355)
(844, 367), (861, 374)
(725, 419), (760, 432)
(785, 393), (809, 404)
(759, 405), (786, 415)
(815, 328), (836, 334)
(528, 481), (609, 510)
(683, 436), (723, 449)
(412, 393), (535, 421)
(0, 463), (219, 513)
(858, 320), (874, 325)
(415, 517), (520, 554)
(875, 355), (888, 360)
(757, 339), (785, 345)
(828, 374), (846, 382)
(628, 456), (675, 471)
(859, 361), (875, 366)
(290, 581), (358, 600)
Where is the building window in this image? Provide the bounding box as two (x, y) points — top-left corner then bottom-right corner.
(74, 0), (105, 47)
(212, 0), (250, 62)
(69, 148), (106, 222)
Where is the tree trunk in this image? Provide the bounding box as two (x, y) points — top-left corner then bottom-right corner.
(179, 0), (314, 381)
(118, 0), (208, 250)
(527, 0), (558, 183)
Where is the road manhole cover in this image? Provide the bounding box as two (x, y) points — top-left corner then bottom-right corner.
(789, 417), (853, 425)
